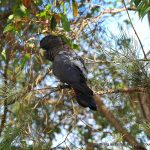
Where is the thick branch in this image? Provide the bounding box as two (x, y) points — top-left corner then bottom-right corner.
(0, 86), (148, 106)
(96, 87), (149, 95)
(93, 94), (146, 150)
(85, 58), (150, 64)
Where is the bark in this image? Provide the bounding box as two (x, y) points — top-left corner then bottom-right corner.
(93, 94), (146, 150)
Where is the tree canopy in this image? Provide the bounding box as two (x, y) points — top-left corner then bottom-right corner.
(0, 0), (150, 149)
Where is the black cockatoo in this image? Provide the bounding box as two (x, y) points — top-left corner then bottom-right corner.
(40, 35), (97, 111)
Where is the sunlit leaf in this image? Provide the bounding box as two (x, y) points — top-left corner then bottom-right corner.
(3, 24), (14, 33)
(45, 4), (51, 11)
(38, 11), (47, 17)
(1, 50), (6, 60)
(37, 4), (51, 18)
(62, 2), (66, 14)
(20, 4), (27, 12)
(72, 1), (78, 17)
(8, 14), (14, 20)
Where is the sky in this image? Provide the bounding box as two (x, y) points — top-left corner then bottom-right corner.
(106, 11), (150, 56)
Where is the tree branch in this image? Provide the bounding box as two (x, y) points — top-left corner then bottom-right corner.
(123, 0), (147, 59)
(85, 58), (150, 64)
(96, 87), (149, 95)
(93, 94), (146, 150)
(102, 7), (136, 14)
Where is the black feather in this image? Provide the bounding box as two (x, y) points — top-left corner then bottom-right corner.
(40, 35), (97, 111)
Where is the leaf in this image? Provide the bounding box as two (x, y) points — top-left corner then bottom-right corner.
(12, 5), (29, 20)
(140, 6), (150, 18)
(72, 1), (78, 17)
(3, 24), (14, 33)
(20, 4), (27, 12)
(62, 2), (66, 14)
(50, 15), (57, 30)
(45, 4), (51, 11)
(133, 0), (150, 18)
(22, 0), (32, 8)
(20, 53), (31, 69)
(8, 14), (14, 20)
(61, 14), (70, 32)
(37, 4), (51, 18)
(136, 1), (145, 10)
(54, 13), (61, 24)
(72, 44), (79, 50)
(38, 11), (47, 17)
(131, 0), (141, 7)
(60, 35), (79, 49)
(1, 50), (6, 60)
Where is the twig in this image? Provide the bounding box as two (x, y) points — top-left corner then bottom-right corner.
(74, 7), (136, 24)
(32, 85), (71, 109)
(102, 7), (136, 14)
(85, 58), (150, 64)
(122, 0), (147, 59)
(51, 120), (76, 149)
(51, 131), (71, 149)
(79, 118), (112, 134)
(35, 68), (52, 86)
(67, 139), (83, 149)
(0, 86), (148, 106)
(96, 87), (149, 95)
(72, 7), (137, 38)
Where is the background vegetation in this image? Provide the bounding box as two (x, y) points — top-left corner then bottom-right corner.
(0, 0), (150, 149)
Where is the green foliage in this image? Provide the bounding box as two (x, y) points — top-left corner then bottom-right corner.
(0, 125), (22, 149)
(3, 23), (15, 33)
(61, 13), (70, 32)
(131, 0), (150, 18)
(0, 0), (149, 149)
